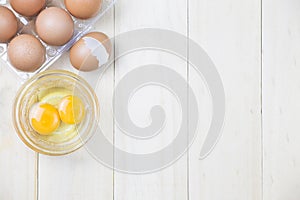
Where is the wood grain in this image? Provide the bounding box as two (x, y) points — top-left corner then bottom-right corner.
(188, 0), (262, 199)
(0, 64), (36, 200)
(263, 0), (300, 199)
(114, 0), (188, 199)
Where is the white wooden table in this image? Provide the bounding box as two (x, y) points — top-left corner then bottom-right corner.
(0, 0), (299, 199)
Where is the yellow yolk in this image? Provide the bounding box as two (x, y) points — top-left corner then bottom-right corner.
(29, 103), (61, 135)
(58, 95), (85, 124)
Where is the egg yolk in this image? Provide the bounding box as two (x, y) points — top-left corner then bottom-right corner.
(58, 95), (85, 124)
(30, 103), (61, 135)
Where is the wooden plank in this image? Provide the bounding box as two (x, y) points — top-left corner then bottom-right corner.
(38, 9), (115, 200)
(0, 64), (36, 200)
(188, 0), (262, 199)
(263, 0), (300, 199)
(114, 0), (188, 199)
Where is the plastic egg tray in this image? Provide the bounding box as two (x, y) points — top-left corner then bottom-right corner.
(0, 0), (116, 80)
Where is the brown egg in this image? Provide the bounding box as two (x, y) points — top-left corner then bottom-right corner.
(70, 32), (111, 72)
(36, 7), (74, 46)
(8, 34), (45, 72)
(64, 0), (102, 19)
(0, 6), (18, 43)
(10, 0), (46, 17)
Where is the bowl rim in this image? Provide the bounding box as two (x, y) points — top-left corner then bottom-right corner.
(12, 69), (100, 156)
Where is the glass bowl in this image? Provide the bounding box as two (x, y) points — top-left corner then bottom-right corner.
(13, 70), (99, 156)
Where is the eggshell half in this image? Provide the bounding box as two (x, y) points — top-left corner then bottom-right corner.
(70, 32), (111, 71)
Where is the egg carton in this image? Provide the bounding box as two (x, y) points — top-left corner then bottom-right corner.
(0, 0), (116, 80)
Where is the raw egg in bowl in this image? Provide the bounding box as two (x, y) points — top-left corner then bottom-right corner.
(13, 70), (99, 155)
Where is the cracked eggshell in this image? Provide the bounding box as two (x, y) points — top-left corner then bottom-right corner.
(69, 32), (111, 72)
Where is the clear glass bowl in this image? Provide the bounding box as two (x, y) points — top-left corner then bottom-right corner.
(13, 70), (99, 155)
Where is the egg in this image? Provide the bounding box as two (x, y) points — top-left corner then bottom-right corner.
(64, 0), (102, 19)
(58, 95), (85, 124)
(70, 32), (111, 71)
(29, 103), (61, 135)
(36, 7), (74, 46)
(0, 6), (18, 43)
(8, 34), (45, 72)
(10, 0), (46, 17)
